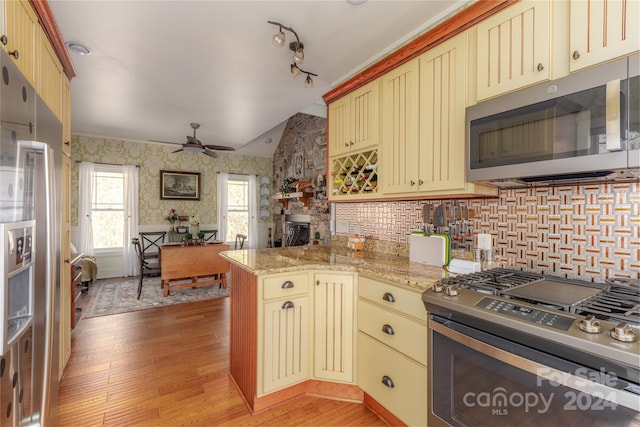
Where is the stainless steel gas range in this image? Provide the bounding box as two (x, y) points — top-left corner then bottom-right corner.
(422, 268), (640, 427)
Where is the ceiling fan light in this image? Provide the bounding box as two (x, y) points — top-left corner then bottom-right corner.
(304, 74), (314, 88)
(272, 27), (285, 47)
(293, 48), (304, 65)
(291, 63), (302, 77)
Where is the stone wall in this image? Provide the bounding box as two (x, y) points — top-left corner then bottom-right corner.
(272, 113), (329, 245)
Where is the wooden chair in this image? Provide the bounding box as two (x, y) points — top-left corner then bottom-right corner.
(235, 234), (247, 249)
(200, 229), (218, 242)
(132, 238), (161, 299)
(139, 231), (166, 264)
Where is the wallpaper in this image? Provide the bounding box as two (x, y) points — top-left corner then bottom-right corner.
(70, 135), (273, 227)
(336, 181), (639, 283)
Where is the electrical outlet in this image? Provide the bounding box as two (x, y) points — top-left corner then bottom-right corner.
(336, 220), (349, 233)
(477, 233), (492, 250)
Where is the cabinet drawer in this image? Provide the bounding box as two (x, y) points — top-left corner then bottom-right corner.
(358, 276), (427, 321)
(358, 300), (427, 365)
(357, 332), (428, 427)
(262, 272), (309, 300)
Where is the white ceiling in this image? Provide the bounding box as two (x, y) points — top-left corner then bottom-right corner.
(48, 0), (472, 157)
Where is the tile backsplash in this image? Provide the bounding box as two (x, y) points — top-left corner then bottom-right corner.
(335, 181), (639, 282)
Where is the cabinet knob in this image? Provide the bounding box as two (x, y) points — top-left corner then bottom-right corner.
(410, 180), (415, 186)
(382, 292), (395, 303)
(418, 179), (424, 186)
(8, 50), (18, 60)
(537, 63), (544, 72)
(0, 35), (7, 46)
(64, 141), (70, 146)
(344, 142), (349, 147)
(281, 280), (294, 289)
(349, 141), (354, 146)
(572, 50), (580, 60)
(281, 301), (294, 310)
(381, 324), (395, 335)
(381, 375), (395, 388)
(64, 259), (70, 264)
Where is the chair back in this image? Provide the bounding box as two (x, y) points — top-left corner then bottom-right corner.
(235, 234), (247, 249)
(200, 229), (218, 242)
(139, 231), (166, 261)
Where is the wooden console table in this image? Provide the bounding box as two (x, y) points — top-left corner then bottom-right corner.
(159, 242), (230, 297)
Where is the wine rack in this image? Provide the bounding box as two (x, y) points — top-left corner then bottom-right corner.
(330, 149), (378, 199)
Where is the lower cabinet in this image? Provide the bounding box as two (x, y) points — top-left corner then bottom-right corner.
(357, 275), (428, 426)
(259, 272), (311, 396)
(313, 272), (355, 382)
(358, 332), (428, 427)
(262, 296), (310, 394)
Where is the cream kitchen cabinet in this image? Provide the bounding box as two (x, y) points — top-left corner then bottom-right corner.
(473, 0), (550, 102)
(313, 272), (355, 383)
(569, 0), (640, 73)
(357, 275), (428, 426)
(258, 272), (311, 396)
(328, 79), (379, 157)
(380, 58), (420, 194)
(5, 0), (38, 85)
(62, 76), (71, 155)
(37, 26), (63, 121)
(381, 34), (497, 198)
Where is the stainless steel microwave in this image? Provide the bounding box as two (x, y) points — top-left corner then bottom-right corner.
(466, 54), (639, 188)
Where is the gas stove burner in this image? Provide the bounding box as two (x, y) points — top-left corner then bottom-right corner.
(575, 284), (640, 326)
(441, 268), (544, 295)
(606, 277), (640, 288)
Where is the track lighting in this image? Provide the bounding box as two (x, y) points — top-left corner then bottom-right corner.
(268, 20), (318, 88)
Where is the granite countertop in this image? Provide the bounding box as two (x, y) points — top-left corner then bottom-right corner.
(220, 245), (454, 291)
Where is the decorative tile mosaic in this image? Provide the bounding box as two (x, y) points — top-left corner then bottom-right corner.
(335, 182), (639, 282)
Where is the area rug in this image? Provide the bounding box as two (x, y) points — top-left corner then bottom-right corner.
(83, 276), (229, 318)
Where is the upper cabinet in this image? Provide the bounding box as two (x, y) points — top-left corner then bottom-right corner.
(473, 0), (550, 102)
(5, 0), (38, 85)
(569, 0), (640, 72)
(380, 59), (420, 194)
(38, 26), (63, 120)
(328, 79), (379, 157)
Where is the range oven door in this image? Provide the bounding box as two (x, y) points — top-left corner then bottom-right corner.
(428, 316), (640, 427)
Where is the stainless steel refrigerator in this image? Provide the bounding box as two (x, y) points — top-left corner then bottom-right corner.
(0, 48), (61, 427)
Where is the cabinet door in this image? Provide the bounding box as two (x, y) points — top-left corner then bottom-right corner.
(62, 77), (71, 156)
(569, 0), (640, 72)
(475, 0), (550, 101)
(59, 155), (71, 379)
(380, 59), (420, 194)
(5, 0), (38, 85)
(418, 34), (467, 192)
(313, 272), (354, 382)
(262, 296), (309, 394)
(328, 95), (351, 157)
(38, 26), (63, 120)
(349, 80), (379, 153)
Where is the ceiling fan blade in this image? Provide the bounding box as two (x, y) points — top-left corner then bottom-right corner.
(186, 135), (202, 145)
(149, 139), (181, 145)
(203, 144), (235, 151)
(202, 149), (218, 158)
(172, 148), (184, 153)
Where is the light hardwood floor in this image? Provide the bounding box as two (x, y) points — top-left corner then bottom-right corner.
(59, 291), (386, 426)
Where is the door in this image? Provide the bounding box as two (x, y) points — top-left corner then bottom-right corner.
(380, 58), (420, 194)
(418, 33), (467, 192)
(313, 272), (354, 382)
(262, 296), (309, 394)
(475, 0), (550, 101)
(569, 0), (640, 72)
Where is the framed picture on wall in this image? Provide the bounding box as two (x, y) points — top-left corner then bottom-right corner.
(160, 170), (201, 200)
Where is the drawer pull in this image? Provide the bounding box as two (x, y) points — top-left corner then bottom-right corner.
(381, 375), (395, 388)
(281, 301), (294, 310)
(382, 292), (395, 303)
(281, 280), (294, 289)
(572, 50), (580, 60)
(0, 35), (6, 46)
(8, 50), (18, 59)
(381, 324), (395, 335)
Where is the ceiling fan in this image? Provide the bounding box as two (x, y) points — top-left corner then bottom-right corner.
(153, 123), (236, 158)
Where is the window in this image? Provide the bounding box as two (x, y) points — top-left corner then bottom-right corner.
(225, 176), (250, 242)
(91, 167), (125, 249)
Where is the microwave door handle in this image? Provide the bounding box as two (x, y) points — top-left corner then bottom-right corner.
(606, 79), (621, 151)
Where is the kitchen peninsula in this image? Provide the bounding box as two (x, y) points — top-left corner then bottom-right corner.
(220, 245), (447, 426)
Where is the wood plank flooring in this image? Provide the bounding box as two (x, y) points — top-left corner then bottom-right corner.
(59, 293), (386, 426)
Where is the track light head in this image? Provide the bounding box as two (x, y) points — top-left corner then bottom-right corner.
(272, 27), (285, 47)
(304, 74), (314, 88)
(268, 20), (317, 88)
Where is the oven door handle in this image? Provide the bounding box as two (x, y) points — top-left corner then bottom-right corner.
(430, 319), (640, 412)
